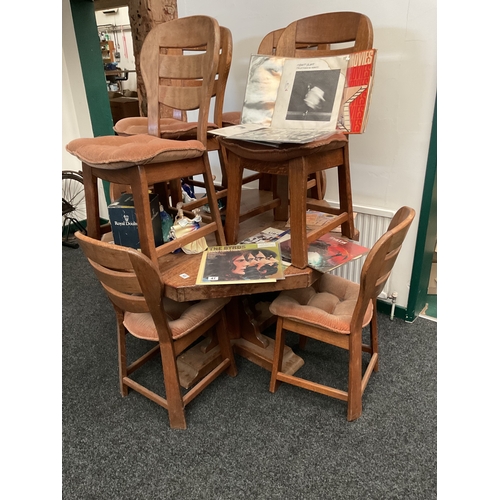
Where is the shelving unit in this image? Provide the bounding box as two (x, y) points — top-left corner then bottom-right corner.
(100, 40), (115, 63)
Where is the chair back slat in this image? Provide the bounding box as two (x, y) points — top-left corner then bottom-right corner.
(158, 53), (207, 80)
(88, 260), (143, 295)
(158, 85), (203, 111)
(100, 282), (150, 314)
(276, 12), (373, 58)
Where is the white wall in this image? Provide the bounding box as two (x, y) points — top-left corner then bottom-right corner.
(178, 0), (437, 308)
(62, 0), (110, 218)
(62, 0), (93, 172)
(63, 0), (436, 309)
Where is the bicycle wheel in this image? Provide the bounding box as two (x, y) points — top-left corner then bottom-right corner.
(62, 170), (86, 237)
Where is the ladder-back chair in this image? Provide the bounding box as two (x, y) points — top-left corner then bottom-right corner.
(66, 16), (225, 265)
(113, 26), (234, 214)
(269, 206), (415, 421)
(75, 231), (237, 430)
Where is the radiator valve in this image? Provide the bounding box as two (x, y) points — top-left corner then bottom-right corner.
(390, 292), (398, 320)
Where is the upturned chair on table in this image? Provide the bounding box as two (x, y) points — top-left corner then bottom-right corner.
(66, 15), (225, 265)
(268, 206), (415, 421)
(75, 231), (237, 430)
(113, 25), (234, 214)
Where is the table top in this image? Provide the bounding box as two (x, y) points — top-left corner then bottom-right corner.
(159, 207), (321, 302)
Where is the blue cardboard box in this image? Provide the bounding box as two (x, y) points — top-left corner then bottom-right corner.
(108, 192), (163, 249)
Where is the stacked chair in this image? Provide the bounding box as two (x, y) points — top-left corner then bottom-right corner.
(75, 231), (237, 430)
(67, 16), (239, 429)
(66, 16), (226, 265)
(220, 12), (374, 268)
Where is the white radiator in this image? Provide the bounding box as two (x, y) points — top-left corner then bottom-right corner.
(330, 205), (394, 298)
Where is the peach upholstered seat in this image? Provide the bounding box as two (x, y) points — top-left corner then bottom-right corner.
(113, 117), (219, 140)
(270, 273), (373, 334)
(66, 135), (205, 169)
(268, 206), (415, 421)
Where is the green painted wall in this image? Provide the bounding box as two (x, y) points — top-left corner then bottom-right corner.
(70, 0), (114, 204)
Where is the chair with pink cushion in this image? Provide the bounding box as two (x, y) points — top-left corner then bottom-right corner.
(75, 231), (237, 430)
(66, 15), (225, 264)
(220, 12), (374, 268)
(268, 206), (415, 421)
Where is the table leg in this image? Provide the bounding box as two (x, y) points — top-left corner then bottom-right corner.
(223, 149), (244, 244)
(176, 295), (304, 388)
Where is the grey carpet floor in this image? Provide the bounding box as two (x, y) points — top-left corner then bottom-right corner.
(62, 245), (437, 500)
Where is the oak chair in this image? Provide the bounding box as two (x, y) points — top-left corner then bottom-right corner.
(276, 11), (373, 200)
(269, 206), (415, 421)
(75, 231), (237, 430)
(220, 12), (374, 268)
(66, 16), (225, 265)
(113, 26), (234, 213)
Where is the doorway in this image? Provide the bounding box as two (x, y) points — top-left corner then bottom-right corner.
(406, 98), (437, 322)
(94, 7), (137, 94)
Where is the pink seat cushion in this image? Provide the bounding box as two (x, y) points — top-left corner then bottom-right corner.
(66, 134), (205, 169)
(219, 131), (347, 162)
(114, 117), (218, 139)
(269, 273), (372, 334)
(123, 296), (230, 341)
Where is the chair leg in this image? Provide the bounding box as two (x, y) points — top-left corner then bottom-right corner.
(169, 178), (183, 207)
(81, 163), (102, 241)
(274, 175), (289, 221)
(298, 335), (308, 350)
(129, 165), (160, 265)
(337, 143), (358, 241)
(201, 153), (226, 246)
(288, 156), (309, 269)
(215, 311), (238, 377)
(347, 329), (363, 421)
(158, 342), (187, 429)
(259, 173), (273, 191)
(269, 317), (286, 392)
(370, 301), (379, 372)
(307, 171), (326, 200)
(115, 310), (129, 397)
